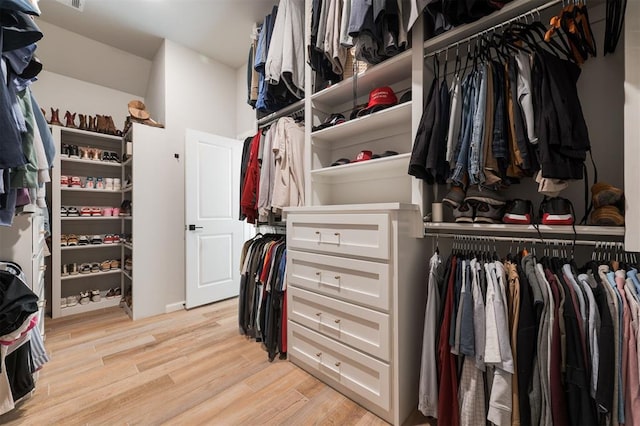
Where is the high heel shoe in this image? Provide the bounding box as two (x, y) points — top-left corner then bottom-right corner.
(64, 111), (77, 128)
(50, 108), (62, 126)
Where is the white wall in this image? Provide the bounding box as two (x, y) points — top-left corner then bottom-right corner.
(31, 70), (141, 131)
(36, 20), (151, 97)
(157, 40), (241, 308)
(236, 62), (257, 139)
(144, 41), (167, 125)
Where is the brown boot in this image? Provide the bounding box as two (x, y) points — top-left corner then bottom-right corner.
(50, 108), (62, 126)
(96, 115), (107, 133)
(40, 107), (47, 123)
(78, 114), (87, 130)
(86, 116), (95, 132)
(64, 111), (77, 128)
(105, 115), (118, 135)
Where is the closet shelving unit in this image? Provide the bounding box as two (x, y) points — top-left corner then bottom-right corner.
(285, 0), (635, 423)
(51, 125), (125, 318)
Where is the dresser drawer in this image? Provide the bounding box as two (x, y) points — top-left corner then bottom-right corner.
(289, 287), (390, 361)
(287, 213), (390, 260)
(289, 322), (390, 412)
(32, 213), (45, 250)
(287, 250), (390, 311)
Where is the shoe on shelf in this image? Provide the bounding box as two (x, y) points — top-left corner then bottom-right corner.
(112, 234), (121, 244)
(84, 176), (95, 189)
(103, 234), (115, 244)
(64, 111), (77, 128)
(60, 175), (70, 187)
(95, 177), (105, 190)
(78, 114), (87, 130)
(69, 263), (79, 275)
(113, 179), (122, 191)
(60, 299), (67, 309)
(78, 235), (89, 246)
(70, 176), (82, 188)
(503, 199), (534, 225)
(105, 178), (114, 191)
(540, 197), (575, 225)
(102, 207), (113, 216)
(443, 185), (466, 208)
(91, 207), (102, 216)
(80, 207), (92, 217)
(91, 289), (101, 302)
(101, 151), (111, 162)
(92, 149), (102, 161)
(106, 288), (117, 299)
(474, 202), (504, 224)
(110, 152), (121, 163)
(60, 234), (68, 247)
(453, 201), (475, 223)
(69, 145), (80, 159)
(80, 146), (90, 160)
(61, 144), (70, 157)
(90, 263), (100, 273)
(465, 184), (507, 206)
(110, 259), (121, 270)
(124, 257), (133, 272)
(61, 264), (69, 277)
(112, 207), (121, 216)
(592, 182), (624, 209)
(100, 260), (111, 272)
(91, 235), (104, 245)
(61, 206), (68, 217)
(119, 200), (131, 216)
(67, 207), (80, 217)
(66, 295), (78, 307)
(590, 205), (625, 226)
(67, 234), (79, 246)
(79, 263), (91, 274)
(79, 291), (90, 305)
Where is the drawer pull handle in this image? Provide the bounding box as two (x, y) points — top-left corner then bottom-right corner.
(315, 231), (320, 234)
(334, 232), (340, 236)
(335, 362), (341, 367)
(334, 275), (340, 280)
(334, 319), (341, 324)
(315, 352), (322, 357)
(315, 312), (322, 316)
(315, 272), (321, 276)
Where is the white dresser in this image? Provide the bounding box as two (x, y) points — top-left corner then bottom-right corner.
(285, 204), (427, 425)
(0, 212), (48, 338)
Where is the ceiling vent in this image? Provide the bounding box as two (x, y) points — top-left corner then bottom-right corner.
(55, 0), (85, 12)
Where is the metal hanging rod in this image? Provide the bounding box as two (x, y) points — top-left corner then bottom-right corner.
(257, 99), (305, 128)
(425, 232), (622, 248)
(423, 0), (562, 59)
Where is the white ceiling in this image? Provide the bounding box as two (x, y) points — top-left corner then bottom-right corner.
(37, 0), (277, 68)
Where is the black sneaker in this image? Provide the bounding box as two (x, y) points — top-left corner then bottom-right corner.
(312, 113), (346, 132)
(61, 144), (70, 157)
(69, 145), (80, 159)
(475, 202), (504, 224)
(465, 184), (506, 206)
(453, 201), (474, 223)
(540, 197), (574, 225)
(503, 199), (534, 224)
(443, 186), (466, 208)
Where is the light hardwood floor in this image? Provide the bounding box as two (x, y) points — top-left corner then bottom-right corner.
(0, 298), (432, 425)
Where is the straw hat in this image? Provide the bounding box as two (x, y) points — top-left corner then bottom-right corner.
(127, 100), (150, 120)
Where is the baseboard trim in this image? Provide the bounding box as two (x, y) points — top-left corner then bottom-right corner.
(166, 301), (185, 313)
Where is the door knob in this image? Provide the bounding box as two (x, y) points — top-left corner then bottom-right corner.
(188, 224), (203, 231)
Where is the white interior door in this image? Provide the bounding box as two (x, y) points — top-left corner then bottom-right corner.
(185, 129), (244, 309)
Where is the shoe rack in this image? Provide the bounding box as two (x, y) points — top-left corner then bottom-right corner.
(50, 126), (125, 318)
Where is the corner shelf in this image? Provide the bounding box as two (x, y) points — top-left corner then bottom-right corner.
(122, 157), (133, 167)
(311, 102), (412, 143)
(61, 243), (122, 251)
(310, 49), (412, 106)
(62, 187), (121, 194)
(59, 296), (122, 317)
(123, 243), (133, 250)
(123, 270), (133, 280)
(311, 153), (410, 182)
(61, 157), (122, 167)
(61, 269), (122, 281)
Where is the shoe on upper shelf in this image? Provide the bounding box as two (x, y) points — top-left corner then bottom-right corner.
(503, 199), (534, 225)
(540, 197), (575, 226)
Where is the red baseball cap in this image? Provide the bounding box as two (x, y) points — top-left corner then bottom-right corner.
(353, 150), (373, 162)
(352, 87), (398, 117)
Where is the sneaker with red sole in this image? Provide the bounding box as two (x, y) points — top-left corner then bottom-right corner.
(540, 197), (575, 225)
(503, 199), (534, 224)
(103, 234), (115, 244)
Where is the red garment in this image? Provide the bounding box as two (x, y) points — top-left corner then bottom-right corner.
(240, 132), (261, 223)
(259, 242), (277, 284)
(437, 256), (459, 426)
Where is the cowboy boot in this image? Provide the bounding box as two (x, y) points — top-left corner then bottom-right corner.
(78, 114), (87, 130)
(50, 108), (62, 126)
(105, 116), (117, 135)
(64, 111), (77, 128)
(40, 107), (48, 123)
(96, 115), (107, 133)
(86, 116), (95, 132)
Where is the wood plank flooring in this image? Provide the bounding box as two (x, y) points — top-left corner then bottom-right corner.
(0, 298), (432, 425)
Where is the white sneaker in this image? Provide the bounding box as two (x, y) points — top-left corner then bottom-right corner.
(113, 178), (121, 191)
(105, 178), (114, 191)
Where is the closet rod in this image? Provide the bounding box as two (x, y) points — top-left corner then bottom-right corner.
(423, 0), (562, 59)
(257, 99), (305, 128)
(425, 232), (621, 247)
